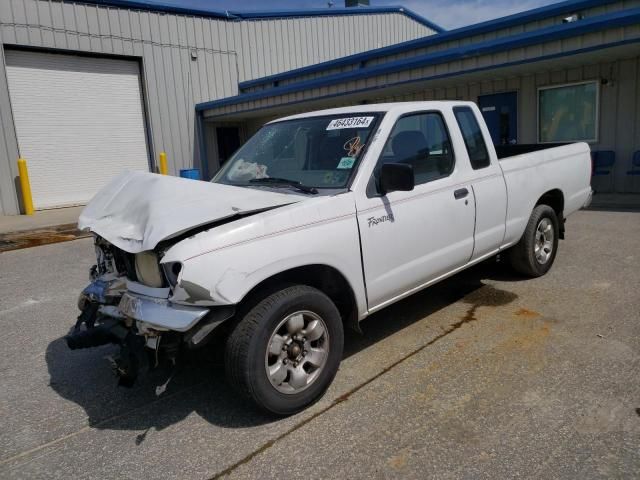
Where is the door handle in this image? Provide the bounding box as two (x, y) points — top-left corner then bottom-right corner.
(454, 188), (469, 200)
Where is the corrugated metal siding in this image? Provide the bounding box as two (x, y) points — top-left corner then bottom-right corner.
(0, 0), (433, 214)
(242, 0), (640, 92)
(240, 56), (640, 194)
(0, 29), (20, 217)
(235, 13), (431, 82)
(379, 58), (640, 193)
(202, 24), (640, 118)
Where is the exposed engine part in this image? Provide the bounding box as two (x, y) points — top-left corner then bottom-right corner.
(65, 318), (128, 350)
(94, 235), (138, 281)
(113, 332), (148, 387)
(68, 296), (188, 388)
(68, 299), (147, 386)
(77, 277), (126, 310)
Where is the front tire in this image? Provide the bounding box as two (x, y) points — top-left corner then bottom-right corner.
(225, 285), (343, 415)
(508, 204), (559, 277)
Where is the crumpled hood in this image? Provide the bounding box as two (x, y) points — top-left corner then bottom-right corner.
(78, 171), (301, 253)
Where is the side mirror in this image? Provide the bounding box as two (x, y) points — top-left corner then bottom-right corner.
(379, 163), (414, 195)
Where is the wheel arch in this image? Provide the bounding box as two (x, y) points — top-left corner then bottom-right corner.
(535, 188), (565, 238)
(238, 264), (361, 333)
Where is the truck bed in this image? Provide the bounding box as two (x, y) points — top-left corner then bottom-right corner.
(496, 142), (592, 249)
(495, 143), (568, 159)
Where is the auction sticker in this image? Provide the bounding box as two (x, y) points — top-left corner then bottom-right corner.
(327, 116), (374, 130)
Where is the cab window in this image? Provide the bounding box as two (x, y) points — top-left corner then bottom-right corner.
(376, 112), (454, 188)
(453, 107), (491, 169)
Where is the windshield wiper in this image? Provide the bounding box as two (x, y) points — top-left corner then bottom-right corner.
(249, 177), (318, 194)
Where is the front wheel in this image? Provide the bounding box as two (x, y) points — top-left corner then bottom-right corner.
(225, 285), (343, 415)
(508, 204), (560, 277)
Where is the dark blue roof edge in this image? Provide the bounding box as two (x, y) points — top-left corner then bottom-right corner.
(78, 0), (235, 19)
(233, 6), (444, 33)
(76, 1), (443, 30)
(238, 0), (620, 91)
(206, 36), (640, 120)
(197, 7), (640, 112)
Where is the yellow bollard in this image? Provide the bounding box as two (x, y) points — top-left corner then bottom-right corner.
(159, 152), (168, 175)
(17, 158), (34, 215)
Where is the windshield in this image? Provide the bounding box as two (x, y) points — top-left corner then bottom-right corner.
(213, 113), (381, 190)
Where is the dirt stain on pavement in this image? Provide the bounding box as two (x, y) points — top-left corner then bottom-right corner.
(460, 285), (518, 323)
(0, 223), (90, 252)
(387, 451), (408, 470)
(515, 308), (541, 318)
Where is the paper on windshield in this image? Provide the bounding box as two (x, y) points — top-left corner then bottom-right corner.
(326, 117), (374, 130)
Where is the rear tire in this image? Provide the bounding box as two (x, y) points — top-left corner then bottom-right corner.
(225, 285), (343, 415)
(508, 204), (559, 277)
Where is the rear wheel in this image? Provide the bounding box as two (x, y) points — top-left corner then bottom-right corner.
(225, 285), (343, 415)
(508, 204), (559, 277)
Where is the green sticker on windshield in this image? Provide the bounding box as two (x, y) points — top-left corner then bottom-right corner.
(337, 157), (356, 169)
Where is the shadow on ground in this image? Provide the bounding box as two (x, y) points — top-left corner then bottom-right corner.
(45, 258), (521, 437)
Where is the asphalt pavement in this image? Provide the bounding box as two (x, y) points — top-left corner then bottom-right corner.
(0, 209), (638, 479)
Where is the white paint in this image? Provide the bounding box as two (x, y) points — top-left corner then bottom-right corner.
(5, 50), (150, 209)
(78, 170), (301, 253)
(80, 101), (592, 334)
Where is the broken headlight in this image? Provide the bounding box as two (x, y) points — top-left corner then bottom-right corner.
(161, 262), (182, 288)
(134, 252), (164, 288)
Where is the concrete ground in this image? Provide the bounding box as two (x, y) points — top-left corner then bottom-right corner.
(0, 209), (638, 479)
(0, 206), (83, 234)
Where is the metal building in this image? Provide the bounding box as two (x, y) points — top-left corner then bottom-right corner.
(199, 0), (640, 195)
(0, 0), (440, 215)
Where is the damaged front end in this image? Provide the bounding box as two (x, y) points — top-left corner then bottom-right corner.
(67, 236), (233, 387)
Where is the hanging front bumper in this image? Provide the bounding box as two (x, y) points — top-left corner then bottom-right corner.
(118, 291), (210, 332)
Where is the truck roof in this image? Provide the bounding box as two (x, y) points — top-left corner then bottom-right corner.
(271, 101), (477, 123)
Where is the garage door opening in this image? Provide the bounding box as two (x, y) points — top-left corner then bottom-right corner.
(5, 49), (150, 210)
(216, 127), (241, 168)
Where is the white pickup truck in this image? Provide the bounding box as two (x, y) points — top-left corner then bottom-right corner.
(69, 101), (592, 414)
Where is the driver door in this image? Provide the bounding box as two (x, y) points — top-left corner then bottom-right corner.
(355, 110), (476, 311)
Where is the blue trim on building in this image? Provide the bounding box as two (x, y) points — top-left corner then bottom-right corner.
(203, 36), (640, 120)
(79, 0), (235, 19)
(197, 7), (640, 112)
(78, 1), (443, 30)
(238, 0), (620, 91)
(232, 6), (444, 32)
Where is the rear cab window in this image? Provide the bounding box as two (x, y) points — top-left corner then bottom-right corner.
(453, 106), (491, 169)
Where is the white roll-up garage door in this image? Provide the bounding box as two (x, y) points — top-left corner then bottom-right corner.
(5, 49), (150, 209)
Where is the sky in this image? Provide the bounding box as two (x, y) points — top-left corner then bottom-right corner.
(151, 0), (564, 30)
(393, 0), (562, 29)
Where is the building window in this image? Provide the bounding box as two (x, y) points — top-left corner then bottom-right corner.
(538, 81), (599, 143)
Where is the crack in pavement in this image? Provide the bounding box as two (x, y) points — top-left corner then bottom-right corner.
(210, 310), (483, 479)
